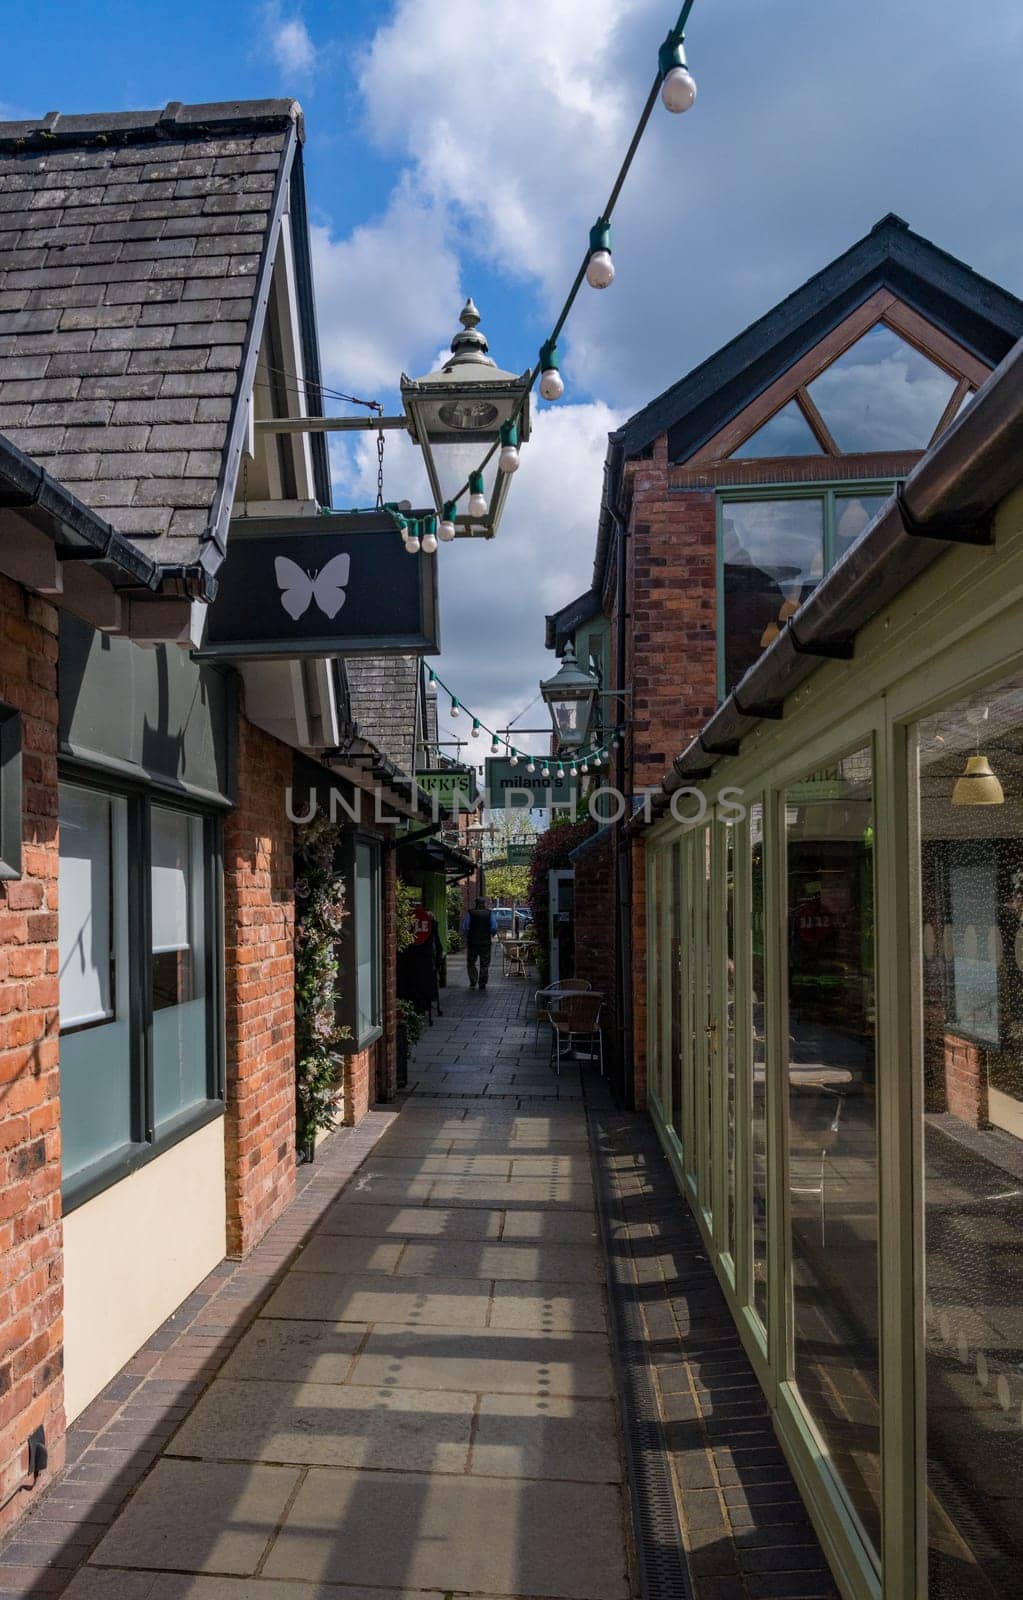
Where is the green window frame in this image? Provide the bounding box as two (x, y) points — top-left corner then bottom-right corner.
(58, 768), (225, 1212)
(336, 833), (384, 1051)
(716, 481), (898, 701)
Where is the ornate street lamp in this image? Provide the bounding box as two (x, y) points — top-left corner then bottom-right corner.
(540, 641), (599, 751)
(401, 300), (532, 541)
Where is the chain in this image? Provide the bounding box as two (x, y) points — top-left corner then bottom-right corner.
(375, 424), (385, 509)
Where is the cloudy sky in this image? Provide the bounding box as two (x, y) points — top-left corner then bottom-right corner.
(5, 0), (1023, 757)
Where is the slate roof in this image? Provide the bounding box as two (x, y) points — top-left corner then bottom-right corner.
(345, 656), (422, 775)
(593, 214), (1023, 591)
(544, 586), (602, 653)
(0, 100), (329, 577)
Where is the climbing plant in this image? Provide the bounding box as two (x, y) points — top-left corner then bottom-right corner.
(294, 815), (351, 1154)
(395, 877), (420, 953)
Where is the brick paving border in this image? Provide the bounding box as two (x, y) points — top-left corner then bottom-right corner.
(592, 1108), (842, 1600)
(0, 1109), (396, 1600)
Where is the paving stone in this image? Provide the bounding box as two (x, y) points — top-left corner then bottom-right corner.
(316, 1202), (502, 1240)
(262, 1271), (491, 1328)
(499, 1208), (601, 1244)
(398, 1239), (602, 1283)
(429, 1177), (594, 1211)
(168, 1377), (474, 1473)
(262, 1467), (630, 1599)
(290, 1236), (403, 1275)
(350, 1322), (614, 1397)
(88, 1459), (299, 1575)
(219, 1318), (366, 1384)
(471, 1394), (622, 1482)
(490, 1280), (607, 1333)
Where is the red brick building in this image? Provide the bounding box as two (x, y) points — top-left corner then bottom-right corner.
(0, 100), (437, 1533)
(545, 215), (1023, 1105)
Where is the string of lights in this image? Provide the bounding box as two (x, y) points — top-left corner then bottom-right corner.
(430, 0), (699, 532)
(425, 665), (622, 781)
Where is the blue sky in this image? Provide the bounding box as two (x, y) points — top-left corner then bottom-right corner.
(4, 1), (1023, 753)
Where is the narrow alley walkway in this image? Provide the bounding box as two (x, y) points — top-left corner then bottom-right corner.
(59, 958), (636, 1600)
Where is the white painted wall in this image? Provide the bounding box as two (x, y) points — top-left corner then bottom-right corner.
(62, 1118), (227, 1422)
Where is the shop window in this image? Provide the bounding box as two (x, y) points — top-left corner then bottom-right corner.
(750, 801), (769, 1326)
(785, 748), (880, 1553)
(0, 702), (22, 880)
(914, 674), (1023, 1596)
(720, 487), (895, 696)
(730, 398), (824, 459)
(58, 780), (221, 1202)
(725, 824), (737, 1260)
(670, 840), (684, 1140)
(806, 323), (957, 452)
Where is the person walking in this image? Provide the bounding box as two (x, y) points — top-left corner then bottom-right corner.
(460, 896), (497, 991)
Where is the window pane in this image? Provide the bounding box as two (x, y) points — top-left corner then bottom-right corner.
(834, 493), (890, 562)
(722, 499), (825, 693)
(670, 841), (684, 1138)
(786, 749), (880, 1551)
(916, 674), (1023, 1596)
(59, 783), (133, 1178)
(151, 807), (208, 1127)
(807, 323), (956, 452)
(701, 829), (713, 1212)
(750, 802), (768, 1325)
(730, 399), (824, 459)
(356, 840), (381, 1037)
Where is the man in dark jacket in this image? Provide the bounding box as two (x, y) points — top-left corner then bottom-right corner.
(460, 897), (497, 991)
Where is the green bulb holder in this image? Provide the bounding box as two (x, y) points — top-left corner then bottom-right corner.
(589, 218), (612, 258)
(468, 469), (486, 496)
(539, 339), (560, 373)
(658, 33), (687, 78)
(499, 420), (519, 449)
(442, 500), (459, 522)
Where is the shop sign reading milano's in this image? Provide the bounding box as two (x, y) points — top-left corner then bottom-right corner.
(485, 757), (579, 811)
(199, 513), (440, 659)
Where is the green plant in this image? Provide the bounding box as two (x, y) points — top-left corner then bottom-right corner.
(395, 878), (420, 953)
(294, 816), (352, 1151)
(397, 997), (426, 1051)
(446, 883), (464, 951)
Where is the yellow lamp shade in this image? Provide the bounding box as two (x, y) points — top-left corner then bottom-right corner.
(951, 753), (1005, 806)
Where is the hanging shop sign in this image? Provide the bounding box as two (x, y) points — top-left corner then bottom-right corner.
(200, 512), (440, 659)
(415, 767), (478, 810)
(507, 842), (533, 866)
(485, 757), (579, 812)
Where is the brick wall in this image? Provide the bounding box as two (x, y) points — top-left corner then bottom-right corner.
(0, 574), (64, 1532)
(623, 439), (717, 793)
(573, 828), (617, 1053)
(223, 713), (296, 1258)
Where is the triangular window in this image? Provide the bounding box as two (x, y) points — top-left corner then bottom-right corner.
(729, 399), (823, 460)
(806, 324), (956, 452)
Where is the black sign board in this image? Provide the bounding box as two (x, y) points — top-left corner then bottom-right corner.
(199, 512), (440, 659)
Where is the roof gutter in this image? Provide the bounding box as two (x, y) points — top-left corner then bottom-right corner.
(0, 434), (159, 590)
(642, 332), (1023, 824)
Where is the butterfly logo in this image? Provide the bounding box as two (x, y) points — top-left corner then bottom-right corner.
(274, 553), (351, 621)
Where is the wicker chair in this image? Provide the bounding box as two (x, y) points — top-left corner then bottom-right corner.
(548, 991), (603, 1077)
(534, 977), (590, 1047)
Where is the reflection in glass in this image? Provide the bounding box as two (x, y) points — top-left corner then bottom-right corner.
(702, 829), (713, 1214)
(726, 825), (737, 1258)
(722, 498), (825, 693)
(807, 323), (956, 452)
(59, 783), (132, 1179)
(355, 840), (381, 1037)
(670, 841), (684, 1139)
(916, 674), (1023, 1597)
(730, 399), (824, 459)
(834, 493), (890, 562)
(151, 807), (208, 1127)
(750, 802), (769, 1325)
(785, 749), (880, 1551)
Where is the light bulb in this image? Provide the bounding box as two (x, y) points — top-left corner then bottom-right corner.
(527, 758), (536, 773)
(539, 367), (564, 401)
(586, 250), (614, 290)
(468, 471), (487, 519)
(405, 529), (420, 554)
(421, 527), (438, 554)
(471, 720), (480, 738)
(569, 762), (578, 778)
(661, 65), (697, 112)
(450, 700), (460, 718)
(499, 443), (519, 473)
(510, 751), (518, 766)
(438, 517), (456, 541)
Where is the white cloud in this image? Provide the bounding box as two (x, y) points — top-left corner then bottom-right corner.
(263, 7), (316, 77)
(310, 181), (463, 396)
